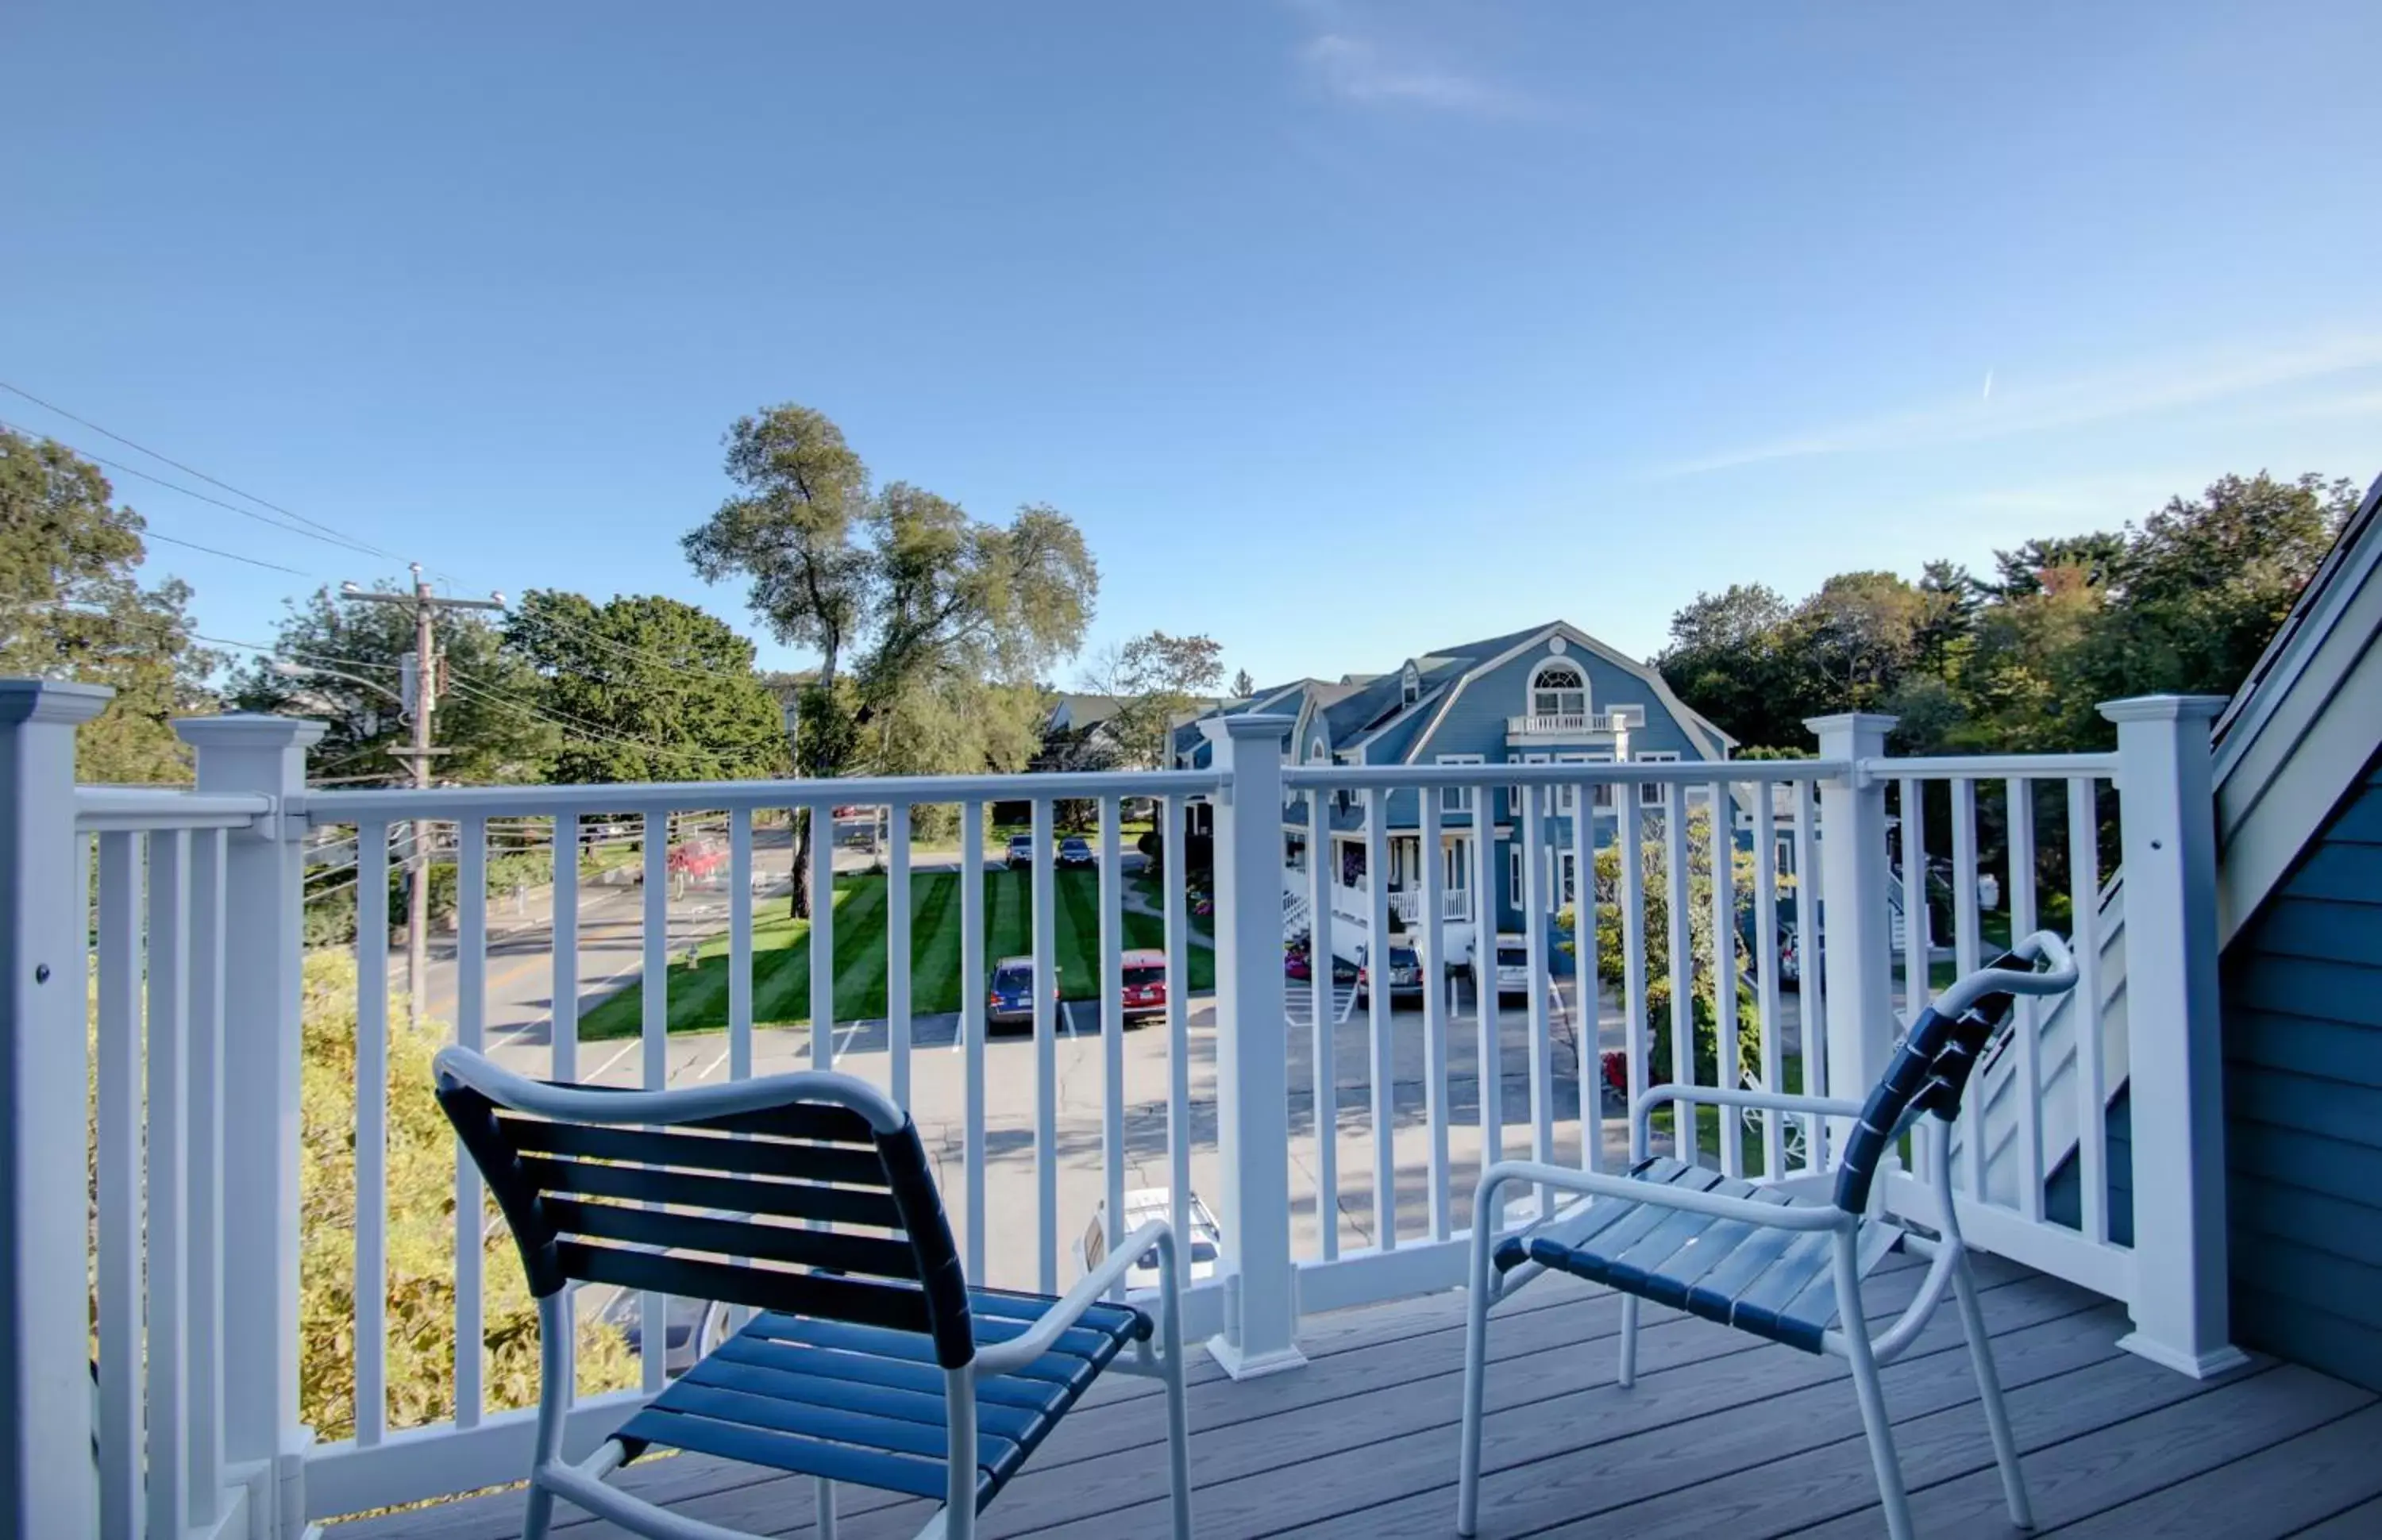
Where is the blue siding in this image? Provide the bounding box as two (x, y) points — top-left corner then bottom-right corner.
(2221, 756), (2382, 1392)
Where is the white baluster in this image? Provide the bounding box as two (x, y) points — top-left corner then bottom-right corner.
(146, 830), (192, 1540)
(1418, 793), (1452, 1238)
(888, 803), (912, 1108)
(187, 826), (230, 1526)
(356, 822), (390, 1447)
(1791, 780), (1828, 1172)
(1708, 780), (1740, 1177)
(960, 801), (988, 1282)
(553, 813), (580, 1085)
(1031, 796), (1058, 1296)
(728, 809), (752, 1083)
(457, 814), (488, 1423)
(1364, 788), (1396, 1247)
(2006, 779), (2044, 1221)
(1099, 796), (1127, 1296)
(1521, 784), (1554, 1212)
(1752, 787), (1784, 1177)
(642, 810), (671, 1394)
(1305, 785), (1337, 1261)
(1163, 795), (1193, 1270)
(1662, 783), (1692, 1160)
(2067, 776), (2109, 1245)
(1618, 784), (1651, 1165)
(96, 831), (142, 1540)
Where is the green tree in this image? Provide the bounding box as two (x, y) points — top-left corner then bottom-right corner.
(1231, 667), (1255, 699)
(295, 952), (634, 1439)
(1079, 629), (1226, 770)
(503, 590), (789, 783)
(231, 586), (556, 787)
(0, 428), (223, 781)
(685, 403), (1099, 912)
(1565, 803), (1762, 1092)
(1654, 583), (1798, 751)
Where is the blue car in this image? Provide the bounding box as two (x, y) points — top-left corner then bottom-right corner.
(988, 955), (1056, 1032)
(1058, 835), (1094, 867)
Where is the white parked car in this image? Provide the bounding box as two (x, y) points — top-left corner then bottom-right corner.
(1494, 934), (1532, 999)
(1081, 1188), (1220, 1294)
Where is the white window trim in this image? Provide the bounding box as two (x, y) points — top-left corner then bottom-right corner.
(1527, 658), (1590, 722)
(1507, 843), (1524, 911)
(1636, 749), (1681, 806)
(1439, 753), (1484, 812)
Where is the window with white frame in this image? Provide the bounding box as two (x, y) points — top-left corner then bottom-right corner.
(1508, 844), (1524, 911)
(1511, 752), (1548, 821)
(1636, 749), (1681, 806)
(1555, 848), (1578, 907)
(1439, 753), (1483, 812)
(1554, 751), (1599, 814)
(1401, 664), (1420, 707)
(1581, 750), (1616, 808)
(1528, 659), (1588, 721)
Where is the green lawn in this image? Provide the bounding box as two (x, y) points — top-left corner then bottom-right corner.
(582, 867), (1216, 1039)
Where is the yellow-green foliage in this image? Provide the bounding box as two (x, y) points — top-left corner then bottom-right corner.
(297, 953), (635, 1439)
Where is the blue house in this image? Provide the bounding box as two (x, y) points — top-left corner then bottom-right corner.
(1174, 621), (1736, 967)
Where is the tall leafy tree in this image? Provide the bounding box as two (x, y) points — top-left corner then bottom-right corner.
(1231, 667), (1255, 699)
(685, 403), (1099, 912)
(0, 427), (222, 781)
(232, 586), (554, 786)
(503, 591), (788, 783)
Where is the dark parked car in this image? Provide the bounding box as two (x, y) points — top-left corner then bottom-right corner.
(1058, 835), (1095, 868)
(1354, 942), (1424, 1007)
(988, 954), (1058, 1030)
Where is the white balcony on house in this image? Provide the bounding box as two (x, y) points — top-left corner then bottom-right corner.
(0, 680), (2328, 1538)
(1505, 708), (1630, 741)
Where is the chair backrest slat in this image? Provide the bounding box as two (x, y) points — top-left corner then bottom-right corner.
(554, 1242), (939, 1338)
(498, 1116), (891, 1187)
(515, 1154), (909, 1230)
(541, 1197), (923, 1280)
(1833, 949), (2029, 1215)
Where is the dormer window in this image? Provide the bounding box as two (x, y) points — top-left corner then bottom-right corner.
(1401, 664), (1420, 707)
(1529, 660), (1588, 722)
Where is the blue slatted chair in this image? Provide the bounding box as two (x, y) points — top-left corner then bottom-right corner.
(435, 1049), (1191, 1540)
(1456, 933), (2080, 1540)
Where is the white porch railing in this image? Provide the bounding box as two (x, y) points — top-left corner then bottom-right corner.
(0, 683), (2245, 1533)
(1505, 710), (1625, 737)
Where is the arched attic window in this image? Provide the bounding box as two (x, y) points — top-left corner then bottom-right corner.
(1401, 664), (1420, 707)
(1528, 659), (1588, 721)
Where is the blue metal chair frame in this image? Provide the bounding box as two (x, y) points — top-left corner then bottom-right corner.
(436, 1048), (1192, 1540)
(1457, 933), (2079, 1540)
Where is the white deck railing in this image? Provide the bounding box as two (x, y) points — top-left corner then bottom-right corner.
(0, 684), (2243, 1534)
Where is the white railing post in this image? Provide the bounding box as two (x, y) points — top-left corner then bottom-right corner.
(1201, 714), (1307, 1379)
(2102, 695), (2248, 1378)
(1806, 714), (1898, 1161)
(177, 711), (327, 1538)
(0, 680), (110, 1540)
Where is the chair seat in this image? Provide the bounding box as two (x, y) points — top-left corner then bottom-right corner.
(1491, 1157), (1898, 1353)
(613, 1288), (1152, 1510)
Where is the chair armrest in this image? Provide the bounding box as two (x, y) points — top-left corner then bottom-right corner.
(1628, 1084), (1867, 1142)
(975, 1220), (1174, 1376)
(1477, 1160), (1853, 1238)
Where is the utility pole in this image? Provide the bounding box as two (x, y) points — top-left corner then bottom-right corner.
(340, 564), (506, 1025)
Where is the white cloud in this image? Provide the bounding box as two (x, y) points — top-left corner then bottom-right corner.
(1293, 10), (1546, 121)
(1653, 333), (2382, 479)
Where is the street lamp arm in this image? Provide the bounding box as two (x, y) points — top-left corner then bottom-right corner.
(270, 657), (407, 709)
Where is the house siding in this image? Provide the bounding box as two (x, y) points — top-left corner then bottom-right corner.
(2219, 755), (2382, 1393)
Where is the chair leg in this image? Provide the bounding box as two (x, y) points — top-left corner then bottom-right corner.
(1953, 1253), (2033, 1529)
(1163, 1332), (1193, 1539)
(1617, 1293), (1640, 1388)
(519, 1478), (555, 1540)
(817, 1476), (837, 1540)
(1457, 1246), (1494, 1535)
(1833, 1233), (1914, 1540)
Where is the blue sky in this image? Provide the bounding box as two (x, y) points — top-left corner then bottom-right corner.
(6, 2), (2378, 688)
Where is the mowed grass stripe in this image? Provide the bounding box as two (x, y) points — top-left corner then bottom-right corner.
(584, 867), (1208, 1038)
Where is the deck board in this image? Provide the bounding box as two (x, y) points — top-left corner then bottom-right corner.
(335, 1251), (2381, 1540)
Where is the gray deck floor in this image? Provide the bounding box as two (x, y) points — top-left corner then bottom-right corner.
(341, 1252), (2382, 1539)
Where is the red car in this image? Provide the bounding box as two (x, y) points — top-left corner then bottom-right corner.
(1120, 948), (1167, 1024)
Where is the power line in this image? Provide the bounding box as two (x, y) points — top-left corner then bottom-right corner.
(0, 382), (401, 558)
(0, 416), (382, 560)
(139, 529), (314, 576)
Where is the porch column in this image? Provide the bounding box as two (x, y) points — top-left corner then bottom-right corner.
(2103, 695), (2247, 1377)
(1806, 713), (1898, 1163)
(178, 712), (327, 1537)
(0, 680), (111, 1538)
(1201, 713), (1307, 1377)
